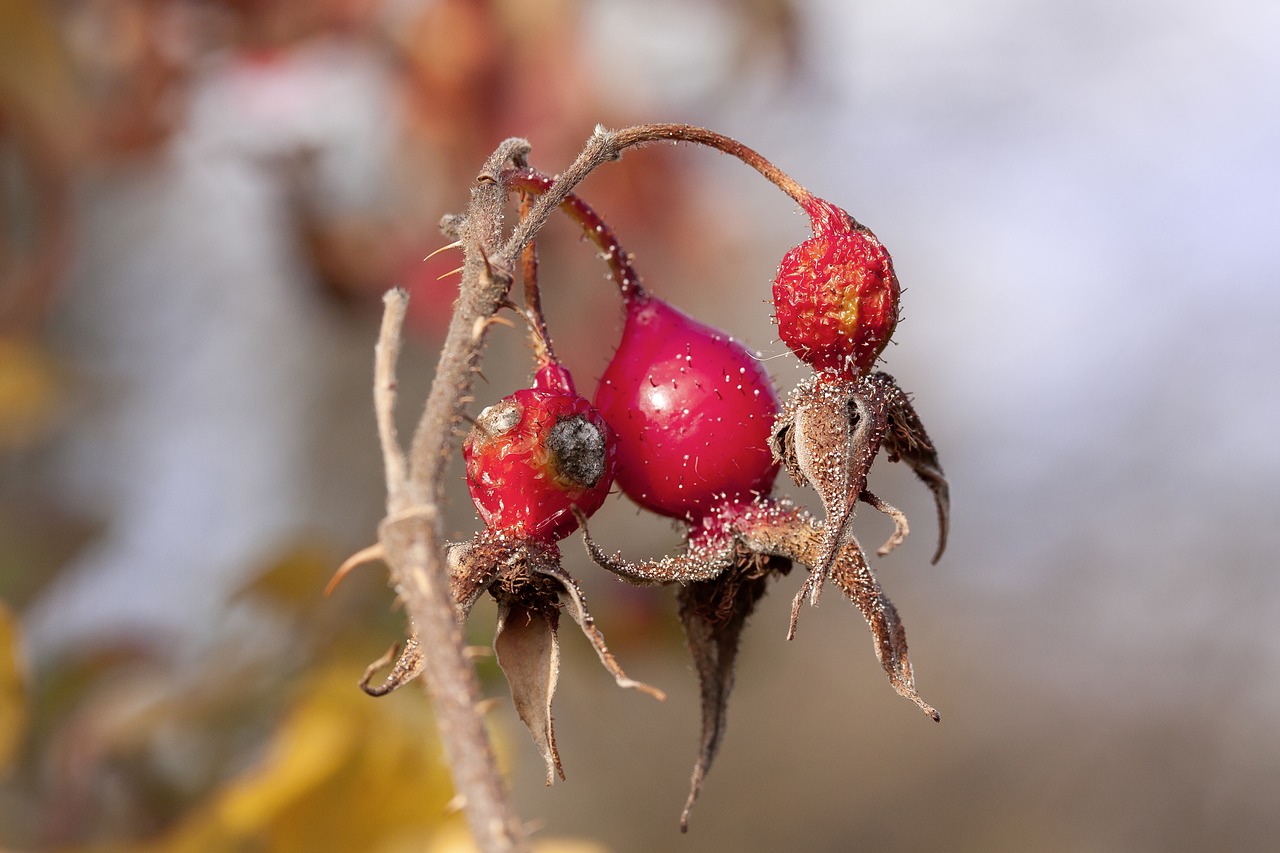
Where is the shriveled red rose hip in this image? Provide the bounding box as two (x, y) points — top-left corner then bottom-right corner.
(464, 363), (615, 543)
(773, 197), (900, 378)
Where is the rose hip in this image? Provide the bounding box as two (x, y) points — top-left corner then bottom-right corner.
(773, 197), (900, 378)
(594, 294), (779, 522)
(464, 363), (615, 543)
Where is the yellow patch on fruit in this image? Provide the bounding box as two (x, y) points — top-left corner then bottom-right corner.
(833, 287), (863, 341)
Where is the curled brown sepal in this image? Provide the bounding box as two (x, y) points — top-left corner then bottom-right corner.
(861, 488), (910, 557)
(538, 561), (667, 702)
(358, 541), (494, 698)
(575, 508), (733, 586)
(770, 371), (950, 599)
(738, 508), (938, 721)
(360, 636), (426, 697)
(871, 371), (950, 564)
(576, 502), (795, 830)
(471, 530), (664, 784)
(358, 527), (662, 783)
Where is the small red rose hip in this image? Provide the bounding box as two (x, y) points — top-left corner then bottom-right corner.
(464, 363), (616, 543)
(773, 197), (900, 377)
(594, 294), (780, 522)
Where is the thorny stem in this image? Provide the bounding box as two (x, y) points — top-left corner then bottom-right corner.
(386, 137), (533, 853)
(408, 136), (529, 487)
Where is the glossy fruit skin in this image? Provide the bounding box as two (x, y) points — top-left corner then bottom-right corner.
(464, 364), (615, 543)
(773, 198), (900, 378)
(594, 295), (780, 522)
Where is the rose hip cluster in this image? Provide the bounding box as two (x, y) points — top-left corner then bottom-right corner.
(350, 129), (950, 830)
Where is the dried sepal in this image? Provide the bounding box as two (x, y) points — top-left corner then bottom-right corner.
(732, 503), (936, 718)
(827, 544), (939, 721)
(363, 526), (661, 782)
(744, 510), (937, 720)
(575, 496), (935, 827)
(537, 561), (666, 701)
(860, 488), (910, 557)
(482, 535), (662, 780)
(359, 636), (425, 697)
(358, 541), (495, 699)
(871, 372), (950, 564)
(770, 374), (890, 596)
(578, 513), (733, 585)
(677, 547), (788, 832)
(448, 536), (503, 617)
(484, 541), (577, 782)
(494, 601), (563, 784)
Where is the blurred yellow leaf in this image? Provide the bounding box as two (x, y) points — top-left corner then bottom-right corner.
(211, 698), (355, 835)
(148, 662), (458, 853)
(232, 543), (336, 612)
(0, 336), (62, 452)
(0, 600), (25, 771)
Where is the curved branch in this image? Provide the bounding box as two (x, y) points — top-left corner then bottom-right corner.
(499, 123), (815, 275)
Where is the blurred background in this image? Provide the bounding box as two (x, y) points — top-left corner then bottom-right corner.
(2, 0), (1277, 850)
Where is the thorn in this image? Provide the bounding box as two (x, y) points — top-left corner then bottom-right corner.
(422, 240), (463, 262)
(443, 794), (467, 816)
(471, 314), (515, 343)
(475, 697), (502, 716)
(324, 543), (386, 596)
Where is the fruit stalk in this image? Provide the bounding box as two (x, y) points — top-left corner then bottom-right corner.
(612, 123), (813, 208)
(516, 190), (556, 368)
(505, 168), (645, 301)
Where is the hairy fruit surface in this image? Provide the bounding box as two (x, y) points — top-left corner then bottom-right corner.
(773, 198), (900, 377)
(594, 295), (779, 521)
(464, 364), (615, 542)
